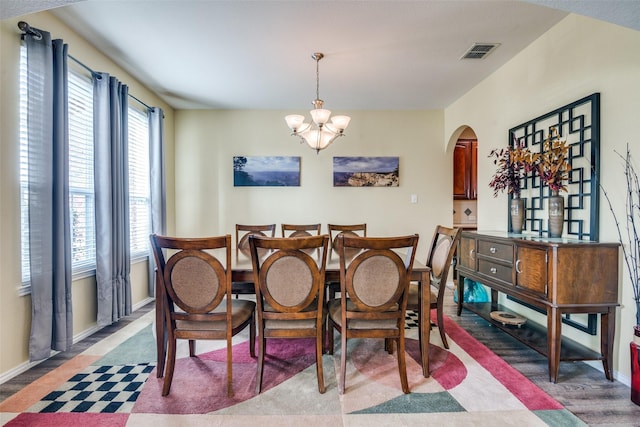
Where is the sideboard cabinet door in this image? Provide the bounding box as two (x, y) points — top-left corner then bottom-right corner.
(515, 245), (548, 299)
(459, 235), (476, 270)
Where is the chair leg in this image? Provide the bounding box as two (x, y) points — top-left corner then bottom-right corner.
(385, 338), (394, 354)
(339, 333), (347, 394)
(227, 337), (234, 398)
(437, 307), (449, 349)
(189, 339), (196, 357)
(327, 320), (335, 355)
(316, 328), (326, 393)
(249, 313), (256, 358)
(162, 338), (177, 396)
(155, 300), (166, 378)
(415, 307), (422, 365)
(255, 333), (266, 394)
(396, 335), (410, 394)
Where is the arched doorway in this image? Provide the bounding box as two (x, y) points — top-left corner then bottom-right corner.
(452, 127), (477, 229)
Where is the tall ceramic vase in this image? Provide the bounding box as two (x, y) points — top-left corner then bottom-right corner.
(510, 197), (525, 234)
(632, 326), (640, 406)
(548, 190), (564, 238)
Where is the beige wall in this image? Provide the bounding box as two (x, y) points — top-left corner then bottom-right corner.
(174, 109), (452, 257)
(0, 12), (175, 379)
(445, 14), (640, 382)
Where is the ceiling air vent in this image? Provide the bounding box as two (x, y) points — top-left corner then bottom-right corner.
(460, 43), (500, 60)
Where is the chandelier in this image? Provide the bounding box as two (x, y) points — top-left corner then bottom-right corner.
(285, 52), (351, 153)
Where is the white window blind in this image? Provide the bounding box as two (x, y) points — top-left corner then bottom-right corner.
(128, 106), (151, 259)
(19, 42), (30, 286)
(68, 65), (96, 274)
(20, 50), (98, 284)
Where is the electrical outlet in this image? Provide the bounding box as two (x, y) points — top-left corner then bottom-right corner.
(410, 194), (418, 204)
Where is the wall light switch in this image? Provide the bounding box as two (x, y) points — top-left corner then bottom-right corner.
(410, 194), (418, 204)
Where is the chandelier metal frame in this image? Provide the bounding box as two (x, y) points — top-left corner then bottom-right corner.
(285, 52), (351, 153)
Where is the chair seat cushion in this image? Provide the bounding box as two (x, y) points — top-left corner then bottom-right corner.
(175, 299), (255, 331)
(407, 283), (437, 306)
(327, 299), (399, 330)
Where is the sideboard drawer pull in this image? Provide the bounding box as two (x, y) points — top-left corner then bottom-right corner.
(515, 259), (522, 274)
(490, 267), (497, 274)
(490, 247), (497, 254)
(470, 249), (475, 260)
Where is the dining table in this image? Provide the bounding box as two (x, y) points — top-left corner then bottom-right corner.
(154, 248), (432, 380)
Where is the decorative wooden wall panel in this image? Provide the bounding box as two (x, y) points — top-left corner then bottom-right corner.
(508, 93), (600, 241)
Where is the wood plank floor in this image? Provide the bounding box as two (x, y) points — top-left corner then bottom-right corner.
(443, 287), (640, 426)
(2, 294), (639, 425)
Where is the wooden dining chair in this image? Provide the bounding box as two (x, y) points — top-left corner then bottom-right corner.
(149, 234), (256, 397)
(281, 223), (322, 237)
(328, 223), (367, 253)
(327, 233), (419, 394)
(326, 224), (367, 300)
(407, 225), (461, 349)
(249, 234), (330, 393)
(233, 224), (276, 296)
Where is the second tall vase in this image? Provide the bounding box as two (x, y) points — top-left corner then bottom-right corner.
(510, 197), (525, 234)
(548, 191), (564, 238)
(631, 326), (640, 406)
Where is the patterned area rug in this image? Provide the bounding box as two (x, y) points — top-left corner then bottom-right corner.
(1, 310), (585, 426)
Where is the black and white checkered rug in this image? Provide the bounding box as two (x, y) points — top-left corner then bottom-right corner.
(29, 362), (155, 413)
(405, 310), (419, 329)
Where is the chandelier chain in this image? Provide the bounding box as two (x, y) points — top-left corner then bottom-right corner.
(315, 55), (320, 101)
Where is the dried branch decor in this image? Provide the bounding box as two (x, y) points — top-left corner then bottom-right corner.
(600, 145), (640, 327)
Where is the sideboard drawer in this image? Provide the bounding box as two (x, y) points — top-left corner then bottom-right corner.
(478, 259), (512, 284)
(477, 240), (513, 262)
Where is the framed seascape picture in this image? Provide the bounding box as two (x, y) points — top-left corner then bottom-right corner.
(233, 156), (301, 187)
(333, 156), (399, 187)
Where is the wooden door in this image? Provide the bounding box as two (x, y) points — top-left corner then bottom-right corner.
(453, 140), (477, 200)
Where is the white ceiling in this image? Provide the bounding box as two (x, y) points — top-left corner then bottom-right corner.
(3, 0), (639, 110)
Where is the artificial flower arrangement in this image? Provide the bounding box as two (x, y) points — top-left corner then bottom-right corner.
(488, 136), (538, 198)
(489, 127), (572, 197)
(535, 127), (572, 194)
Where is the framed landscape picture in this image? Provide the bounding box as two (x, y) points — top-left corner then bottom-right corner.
(233, 156), (301, 187)
(333, 156), (399, 187)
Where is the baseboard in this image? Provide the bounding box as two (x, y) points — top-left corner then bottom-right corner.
(0, 299), (154, 385)
(583, 360), (630, 387)
(133, 297), (154, 312)
(0, 357), (52, 385)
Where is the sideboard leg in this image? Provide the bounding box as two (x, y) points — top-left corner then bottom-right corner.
(490, 289), (499, 312)
(547, 307), (562, 383)
(601, 309), (615, 381)
(456, 274), (464, 316)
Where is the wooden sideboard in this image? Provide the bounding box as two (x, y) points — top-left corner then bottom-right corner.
(456, 231), (619, 383)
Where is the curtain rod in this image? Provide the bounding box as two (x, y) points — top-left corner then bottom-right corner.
(19, 21), (154, 112)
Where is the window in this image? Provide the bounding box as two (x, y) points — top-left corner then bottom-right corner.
(67, 64), (96, 274)
(19, 43), (29, 286)
(20, 50), (97, 287)
(20, 46), (153, 291)
(128, 106), (151, 260)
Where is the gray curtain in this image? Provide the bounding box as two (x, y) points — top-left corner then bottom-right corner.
(93, 73), (132, 326)
(25, 30), (73, 361)
(148, 107), (166, 297)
